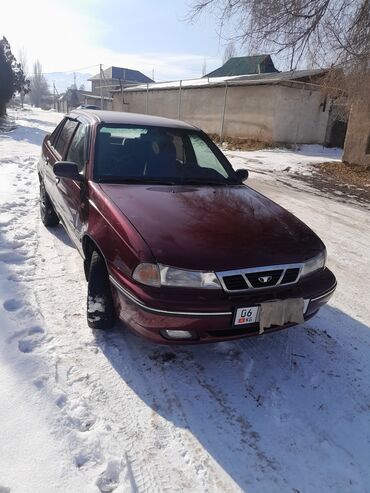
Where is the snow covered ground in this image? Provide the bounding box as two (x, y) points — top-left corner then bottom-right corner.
(0, 108), (369, 493)
(225, 145), (341, 177)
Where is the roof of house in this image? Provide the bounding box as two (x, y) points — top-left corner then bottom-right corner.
(58, 88), (92, 101)
(120, 68), (328, 93)
(88, 66), (154, 84)
(204, 55), (279, 78)
(69, 109), (196, 129)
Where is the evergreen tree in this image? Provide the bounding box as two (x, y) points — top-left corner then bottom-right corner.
(0, 37), (30, 116)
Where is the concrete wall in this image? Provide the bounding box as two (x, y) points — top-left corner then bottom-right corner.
(220, 85), (276, 141)
(113, 82), (330, 144)
(343, 99), (370, 166)
(274, 85), (329, 143)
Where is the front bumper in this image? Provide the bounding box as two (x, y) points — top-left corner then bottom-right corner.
(109, 268), (337, 344)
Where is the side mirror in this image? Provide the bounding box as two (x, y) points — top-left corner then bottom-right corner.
(235, 168), (249, 182)
(54, 161), (84, 182)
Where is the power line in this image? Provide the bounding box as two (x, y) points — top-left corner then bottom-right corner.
(41, 63), (100, 75)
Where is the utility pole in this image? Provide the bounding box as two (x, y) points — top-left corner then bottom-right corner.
(220, 81), (228, 141)
(99, 64), (103, 108)
(53, 81), (56, 110)
(73, 72), (77, 88)
(178, 80), (182, 120)
(146, 83), (149, 114)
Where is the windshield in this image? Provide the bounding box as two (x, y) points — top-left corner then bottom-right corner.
(93, 124), (239, 185)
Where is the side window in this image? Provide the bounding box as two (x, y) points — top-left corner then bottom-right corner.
(67, 124), (86, 172)
(49, 119), (66, 147)
(54, 119), (79, 158)
(189, 134), (228, 177)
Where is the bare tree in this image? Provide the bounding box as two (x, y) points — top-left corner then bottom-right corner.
(223, 42), (237, 64)
(189, 0), (370, 150)
(18, 48), (28, 107)
(30, 60), (49, 108)
(188, 0), (370, 73)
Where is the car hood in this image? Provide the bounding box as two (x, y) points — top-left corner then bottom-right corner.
(99, 184), (324, 271)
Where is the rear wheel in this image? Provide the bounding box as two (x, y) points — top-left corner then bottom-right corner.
(87, 251), (116, 330)
(39, 181), (59, 227)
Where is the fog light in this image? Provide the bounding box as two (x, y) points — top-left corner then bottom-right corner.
(162, 330), (195, 340)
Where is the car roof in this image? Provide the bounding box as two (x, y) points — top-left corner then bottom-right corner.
(69, 109), (198, 131)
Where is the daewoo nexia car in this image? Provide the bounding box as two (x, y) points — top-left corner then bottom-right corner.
(38, 110), (336, 344)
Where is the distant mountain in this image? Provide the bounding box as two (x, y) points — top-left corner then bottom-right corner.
(44, 72), (92, 94)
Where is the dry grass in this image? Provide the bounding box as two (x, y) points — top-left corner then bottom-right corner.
(295, 160), (370, 208)
(209, 134), (282, 151)
(317, 161), (370, 189)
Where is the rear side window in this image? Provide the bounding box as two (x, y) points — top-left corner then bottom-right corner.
(66, 124), (86, 172)
(49, 119), (66, 147)
(54, 119), (78, 157)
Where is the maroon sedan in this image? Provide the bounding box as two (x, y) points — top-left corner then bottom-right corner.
(38, 110), (336, 344)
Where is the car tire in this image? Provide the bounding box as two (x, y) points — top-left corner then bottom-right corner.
(40, 181), (59, 227)
(87, 251), (116, 330)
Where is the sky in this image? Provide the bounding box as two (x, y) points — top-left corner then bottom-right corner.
(0, 0), (236, 82)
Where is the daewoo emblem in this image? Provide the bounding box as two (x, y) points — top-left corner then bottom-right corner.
(258, 275), (272, 283)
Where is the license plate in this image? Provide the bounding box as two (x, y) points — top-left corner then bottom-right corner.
(233, 299), (310, 327)
(234, 306), (260, 326)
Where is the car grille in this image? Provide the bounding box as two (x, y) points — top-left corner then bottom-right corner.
(223, 275), (248, 291)
(281, 268), (300, 284)
(217, 264), (302, 293)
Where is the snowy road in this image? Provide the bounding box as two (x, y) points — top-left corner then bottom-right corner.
(0, 109), (369, 493)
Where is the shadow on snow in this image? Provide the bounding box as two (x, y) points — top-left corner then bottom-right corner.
(93, 303), (370, 491)
(5, 124), (49, 146)
(20, 216), (370, 492)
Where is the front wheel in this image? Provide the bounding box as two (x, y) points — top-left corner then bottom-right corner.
(87, 251), (116, 330)
(39, 181), (59, 227)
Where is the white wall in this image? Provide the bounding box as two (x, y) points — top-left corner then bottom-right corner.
(274, 85), (329, 144)
(113, 82), (329, 144)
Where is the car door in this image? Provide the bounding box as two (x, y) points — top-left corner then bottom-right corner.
(43, 118), (78, 201)
(58, 121), (89, 246)
(42, 117), (67, 201)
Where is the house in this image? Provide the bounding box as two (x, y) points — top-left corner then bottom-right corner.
(57, 88), (80, 113)
(89, 66), (154, 94)
(84, 66), (154, 109)
(204, 55), (279, 78)
(57, 88), (94, 113)
(112, 66), (344, 146)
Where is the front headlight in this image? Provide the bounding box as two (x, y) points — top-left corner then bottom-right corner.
(159, 264), (221, 289)
(301, 250), (326, 277)
(132, 263), (221, 289)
